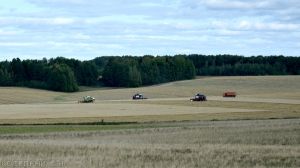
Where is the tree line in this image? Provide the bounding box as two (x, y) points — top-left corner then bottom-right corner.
(101, 56), (195, 87)
(0, 57), (98, 92)
(188, 55), (300, 76)
(0, 55), (299, 92)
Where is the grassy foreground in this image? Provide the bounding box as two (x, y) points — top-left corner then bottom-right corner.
(0, 122), (176, 135)
(0, 119), (299, 168)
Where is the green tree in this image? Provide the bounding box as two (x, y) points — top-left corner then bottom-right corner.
(11, 58), (26, 83)
(78, 61), (98, 86)
(102, 58), (129, 87)
(140, 56), (160, 85)
(47, 64), (78, 92)
(0, 68), (13, 86)
(128, 65), (142, 87)
(184, 59), (196, 79)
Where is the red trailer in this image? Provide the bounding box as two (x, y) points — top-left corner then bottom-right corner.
(223, 92), (236, 97)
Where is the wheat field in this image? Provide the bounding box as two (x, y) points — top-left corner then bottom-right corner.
(0, 76), (299, 167)
(0, 119), (299, 168)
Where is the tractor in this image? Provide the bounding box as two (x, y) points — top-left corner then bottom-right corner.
(78, 96), (95, 103)
(190, 93), (207, 101)
(132, 93), (147, 100)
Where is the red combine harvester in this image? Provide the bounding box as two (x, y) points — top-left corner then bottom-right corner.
(223, 92), (236, 97)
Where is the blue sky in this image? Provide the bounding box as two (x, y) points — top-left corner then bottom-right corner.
(0, 0), (299, 60)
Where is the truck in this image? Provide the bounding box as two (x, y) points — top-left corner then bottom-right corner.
(223, 92), (236, 97)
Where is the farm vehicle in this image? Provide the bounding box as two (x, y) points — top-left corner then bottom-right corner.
(190, 93), (207, 101)
(223, 92), (236, 97)
(78, 96), (95, 103)
(132, 93), (147, 100)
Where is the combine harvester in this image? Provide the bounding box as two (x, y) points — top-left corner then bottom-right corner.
(78, 96), (95, 103)
(190, 93), (207, 101)
(132, 93), (147, 100)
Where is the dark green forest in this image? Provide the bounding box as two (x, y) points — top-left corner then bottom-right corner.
(0, 55), (299, 92)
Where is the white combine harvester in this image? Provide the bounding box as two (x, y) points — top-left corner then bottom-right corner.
(78, 96), (95, 103)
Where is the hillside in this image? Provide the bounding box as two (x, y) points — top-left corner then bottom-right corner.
(0, 76), (299, 104)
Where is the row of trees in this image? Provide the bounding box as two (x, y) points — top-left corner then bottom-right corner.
(0, 57), (98, 92)
(0, 55), (299, 92)
(188, 55), (300, 75)
(101, 56), (195, 87)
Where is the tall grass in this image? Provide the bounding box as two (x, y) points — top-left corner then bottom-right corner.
(0, 119), (299, 167)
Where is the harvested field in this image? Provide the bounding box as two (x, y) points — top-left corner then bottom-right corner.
(0, 76), (299, 124)
(209, 96), (300, 104)
(0, 76), (299, 104)
(0, 103), (263, 120)
(0, 76), (299, 167)
(142, 96), (300, 104)
(0, 87), (61, 104)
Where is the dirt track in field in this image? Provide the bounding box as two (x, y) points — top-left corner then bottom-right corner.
(208, 96), (300, 104)
(149, 96), (300, 104)
(141, 96), (300, 105)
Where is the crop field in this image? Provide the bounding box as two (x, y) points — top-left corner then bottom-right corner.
(1, 75), (300, 103)
(0, 119), (299, 168)
(0, 76), (299, 167)
(0, 76), (299, 124)
(0, 103), (264, 119)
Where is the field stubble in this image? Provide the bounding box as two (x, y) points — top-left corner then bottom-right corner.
(0, 76), (299, 104)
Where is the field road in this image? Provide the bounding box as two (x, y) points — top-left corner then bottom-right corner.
(209, 96), (300, 104)
(134, 96), (300, 105)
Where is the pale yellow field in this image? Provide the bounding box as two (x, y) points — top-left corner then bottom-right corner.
(0, 76), (299, 124)
(0, 87), (60, 104)
(1, 76), (299, 104)
(0, 76), (299, 167)
(0, 102), (263, 120)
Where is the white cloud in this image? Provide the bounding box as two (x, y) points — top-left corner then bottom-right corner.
(218, 29), (241, 36)
(211, 20), (228, 29)
(51, 17), (75, 25)
(0, 29), (21, 35)
(139, 2), (163, 7)
(237, 20), (300, 31)
(0, 0), (299, 59)
(84, 15), (149, 24)
(0, 16), (76, 26)
(211, 19), (300, 32)
(202, 0), (275, 10)
(0, 42), (36, 47)
(247, 38), (272, 44)
(238, 20), (252, 29)
(73, 33), (91, 40)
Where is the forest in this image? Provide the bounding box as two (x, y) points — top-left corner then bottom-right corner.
(0, 55), (299, 92)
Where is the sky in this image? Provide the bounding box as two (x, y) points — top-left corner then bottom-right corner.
(0, 0), (299, 60)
